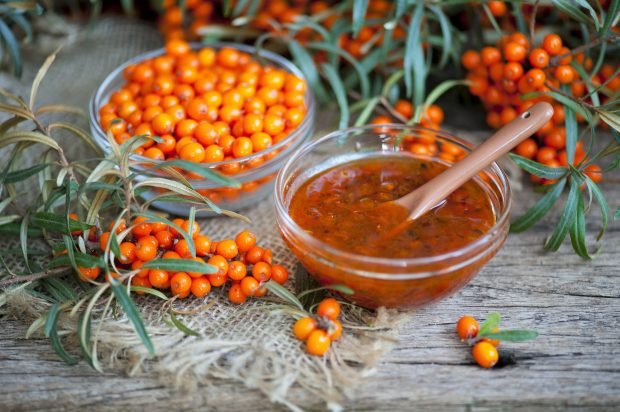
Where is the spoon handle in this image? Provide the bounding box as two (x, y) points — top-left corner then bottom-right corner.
(401, 102), (554, 221)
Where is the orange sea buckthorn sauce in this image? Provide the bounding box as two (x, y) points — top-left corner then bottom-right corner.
(289, 156), (496, 259)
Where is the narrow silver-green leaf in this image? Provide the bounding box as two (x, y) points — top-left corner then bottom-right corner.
(511, 178), (567, 233)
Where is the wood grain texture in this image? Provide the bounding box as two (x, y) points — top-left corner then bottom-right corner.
(2, 181), (619, 411)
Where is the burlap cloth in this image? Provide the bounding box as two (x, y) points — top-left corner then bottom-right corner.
(0, 16), (407, 411)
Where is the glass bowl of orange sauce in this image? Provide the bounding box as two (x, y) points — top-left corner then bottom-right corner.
(274, 125), (511, 309)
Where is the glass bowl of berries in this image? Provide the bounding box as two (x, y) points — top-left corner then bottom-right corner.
(89, 40), (315, 216)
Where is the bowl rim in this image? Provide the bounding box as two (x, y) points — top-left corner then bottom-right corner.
(88, 41), (316, 180)
(274, 124), (512, 268)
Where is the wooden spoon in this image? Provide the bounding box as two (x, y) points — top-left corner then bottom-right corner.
(380, 102), (554, 238)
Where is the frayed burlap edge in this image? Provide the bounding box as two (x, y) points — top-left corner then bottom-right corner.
(3, 288), (408, 411)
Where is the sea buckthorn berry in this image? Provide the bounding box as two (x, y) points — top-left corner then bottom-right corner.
(536, 147), (556, 164)
(542, 34), (563, 55)
(165, 39), (190, 57)
(216, 239), (239, 259)
(132, 216), (152, 237)
(118, 242), (137, 264)
(524, 68), (546, 89)
(245, 246), (265, 264)
(306, 330), (331, 356)
(481, 47), (501, 66)
(250, 132), (272, 152)
(584, 164), (602, 183)
(218, 47), (240, 68)
(208, 255), (229, 276)
(488, 0), (506, 17)
(461, 50), (481, 70)
(528, 48), (549, 68)
(78, 266), (100, 281)
(191, 276), (211, 298)
(544, 129), (566, 149)
(264, 114), (285, 136)
(204, 144), (225, 162)
(515, 138), (538, 159)
(472, 341), (499, 368)
(170, 272), (192, 298)
(228, 283), (247, 304)
(240, 276), (260, 297)
(136, 236), (158, 261)
(317, 298), (340, 320)
(99, 231), (111, 251)
(262, 248), (273, 264)
(181, 220), (200, 239)
(149, 269), (170, 289)
(131, 275), (152, 292)
(503, 42), (527, 62)
(194, 235), (212, 256)
(252, 261), (272, 282)
(554, 65), (574, 84)
(144, 147), (165, 160)
(235, 231), (257, 253)
(187, 257), (207, 278)
(174, 239), (193, 258)
(132, 260), (150, 278)
(208, 273), (227, 287)
(293, 317), (317, 341)
(270, 264), (289, 285)
(503, 62), (523, 81)
(231, 137), (253, 158)
(456, 316), (479, 340)
(227, 261), (247, 281)
(327, 319), (342, 341)
(557, 47), (572, 65)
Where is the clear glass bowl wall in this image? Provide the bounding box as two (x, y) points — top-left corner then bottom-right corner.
(89, 43), (316, 216)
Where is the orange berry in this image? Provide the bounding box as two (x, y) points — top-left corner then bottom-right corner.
(456, 316), (479, 340)
(78, 266), (101, 281)
(270, 264), (289, 285)
(306, 330), (331, 356)
(240, 276), (260, 296)
(227, 261), (247, 281)
(472, 341), (499, 368)
(191, 276), (211, 298)
(194, 235), (212, 256)
(149, 269), (170, 289)
(165, 39), (190, 57)
(217, 47), (240, 68)
(245, 246), (264, 264)
(228, 283), (247, 304)
(503, 42), (527, 62)
(293, 317), (317, 340)
(488, 1), (506, 17)
(181, 220), (200, 239)
(131, 260), (150, 278)
(179, 142), (206, 163)
(235, 231), (257, 253)
(99, 231), (111, 251)
(231, 137), (253, 158)
(170, 272), (192, 298)
(503, 62), (523, 81)
(317, 298), (340, 320)
(136, 236), (158, 261)
(174, 239), (192, 258)
(584, 164), (602, 183)
(515, 138), (538, 159)
(162, 251), (181, 259)
(118, 242), (137, 264)
(132, 216), (153, 237)
(542, 33), (563, 55)
(524, 68), (546, 89)
(208, 254), (229, 275)
(250, 132), (272, 152)
(481, 47), (501, 66)
(554, 65), (574, 84)
(461, 50), (481, 70)
(536, 147), (556, 164)
(543, 129), (566, 149)
(251, 261), (272, 282)
(528, 48), (549, 68)
(263, 114), (285, 136)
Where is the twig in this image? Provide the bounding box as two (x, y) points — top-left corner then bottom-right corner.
(0, 267), (72, 288)
(550, 34), (619, 66)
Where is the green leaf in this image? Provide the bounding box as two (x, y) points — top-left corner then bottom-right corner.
(136, 211), (196, 258)
(614, 206), (620, 220)
(525, 90), (591, 124)
(32, 211), (93, 233)
(129, 285), (168, 300)
(142, 258), (217, 274)
(569, 190), (591, 259)
(509, 154), (568, 179)
(574, 0), (601, 30)
(169, 307), (200, 337)
(147, 159), (239, 188)
(429, 6), (452, 68)
(563, 86), (579, 164)
(545, 179), (581, 251)
(603, 0), (620, 33)
(585, 177), (610, 241)
(599, 111), (620, 134)
(109, 277), (155, 355)
(352, 0), (369, 37)
(354, 96), (379, 127)
(48, 252), (104, 269)
(480, 329), (538, 342)
(288, 39), (327, 101)
(404, 2), (425, 100)
(423, 80), (468, 109)
(321, 63), (349, 129)
(77, 312), (93, 367)
(44, 303), (78, 364)
(478, 312), (501, 336)
(552, 0), (593, 25)
(264, 280), (304, 310)
(30, 49), (58, 110)
(2, 163), (50, 183)
(511, 179), (567, 233)
(309, 41), (370, 98)
(0, 20), (22, 77)
(0, 221), (42, 237)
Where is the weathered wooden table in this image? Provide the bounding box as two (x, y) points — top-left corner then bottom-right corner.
(1, 16), (619, 412)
